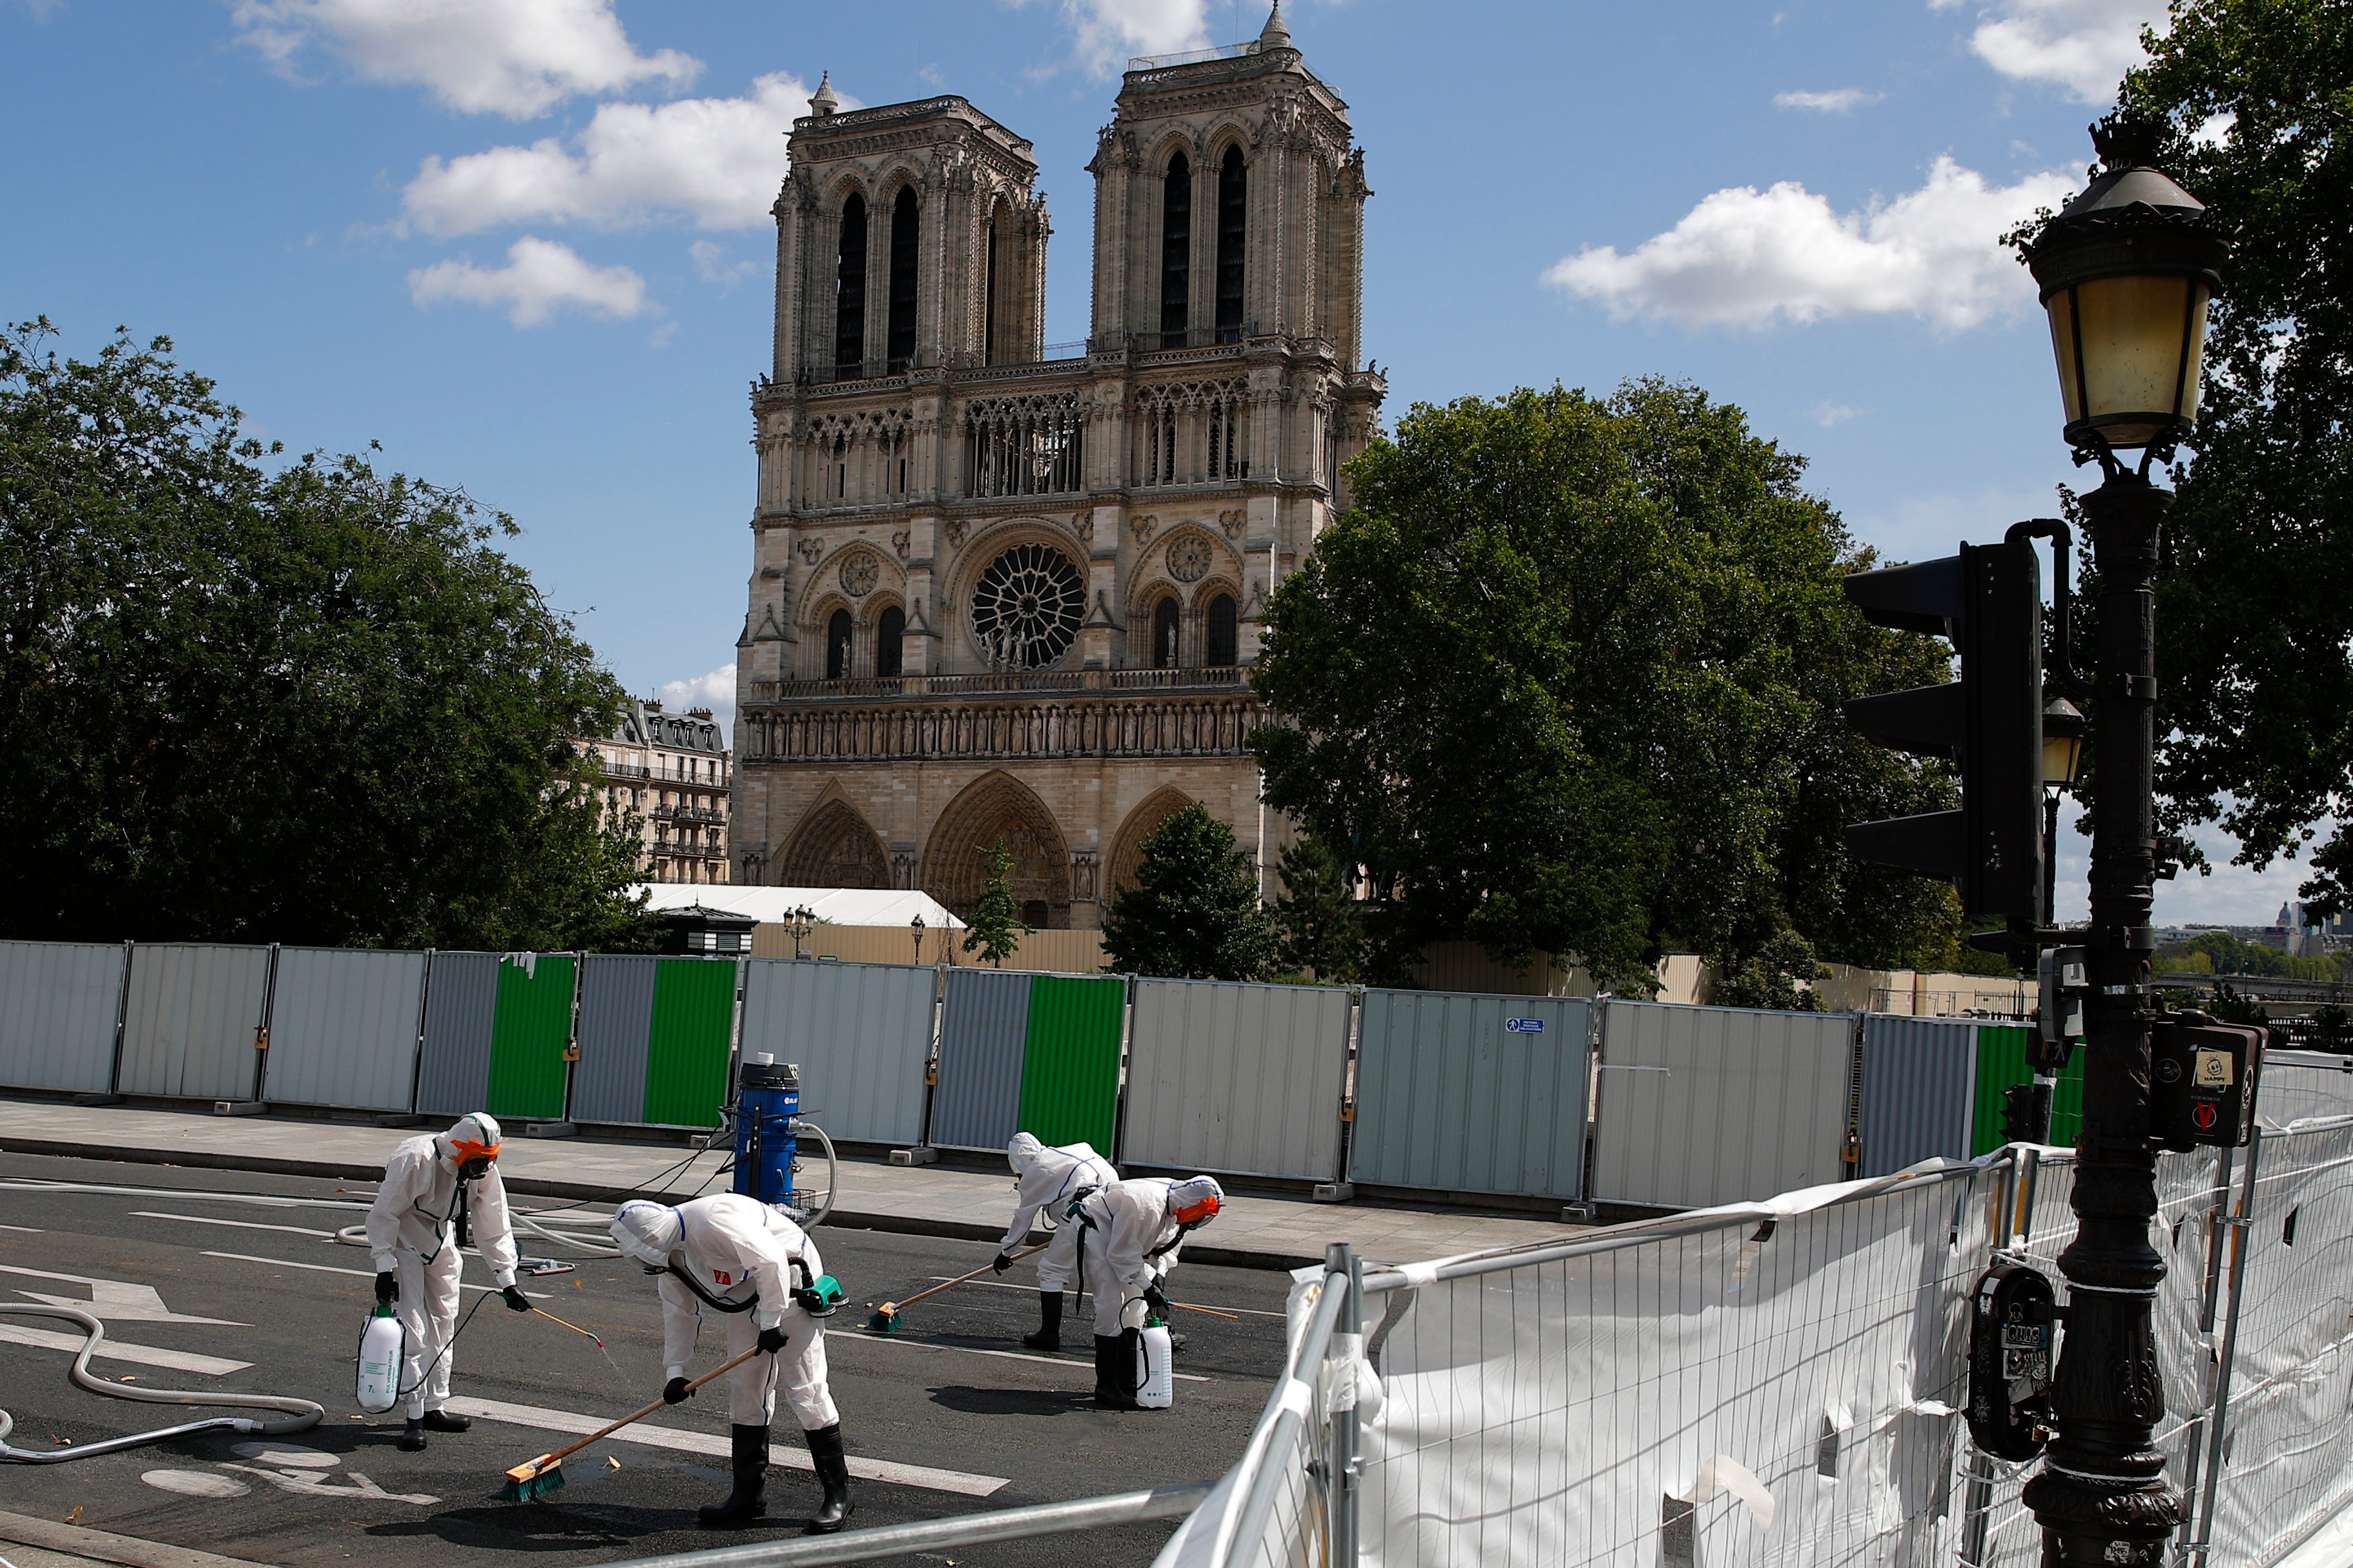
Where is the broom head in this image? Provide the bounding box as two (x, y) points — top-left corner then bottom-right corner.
(865, 1302), (901, 1333)
(501, 1454), (566, 1503)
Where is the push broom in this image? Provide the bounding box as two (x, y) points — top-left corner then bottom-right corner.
(501, 1344), (763, 1503)
(866, 1243), (1047, 1334)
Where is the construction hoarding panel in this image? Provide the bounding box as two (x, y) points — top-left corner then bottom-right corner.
(1856, 1013), (1980, 1177)
(1123, 978), (1352, 1181)
(1971, 1024), (2083, 1154)
(568, 955), (656, 1127)
(262, 947), (426, 1113)
(116, 944), (272, 1103)
(415, 952), (499, 1118)
(1589, 1001), (1855, 1210)
(1350, 990), (1591, 1199)
(930, 968), (1031, 1152)
(1016, 974), (1127, 1154)
(0, 940), (127, 1094)
(642, 958), (738, 1129)
(737, 960), (934, 1148)
(484, 953), (576, 1123)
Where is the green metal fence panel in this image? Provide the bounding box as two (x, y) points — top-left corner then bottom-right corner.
(486, 954), (575, 1122)
(1016, 974), (1126, 1154)
(1971, 1024), (2086, 1154)
(644, 958), (738, 1128)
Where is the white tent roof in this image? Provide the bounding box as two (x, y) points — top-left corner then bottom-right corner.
(633, 884), (963, 929)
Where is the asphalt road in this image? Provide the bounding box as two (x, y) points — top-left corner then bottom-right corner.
(0, 1152), (1291, 1568)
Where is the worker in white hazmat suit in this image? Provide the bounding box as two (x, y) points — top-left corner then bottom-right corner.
(364, 1112), (530, 1451)
(610, 1195), (851, 1533)
(990, 1132), (1116, 1352)
(1071, 1174), (1222, 1409)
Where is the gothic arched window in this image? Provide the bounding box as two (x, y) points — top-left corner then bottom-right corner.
(1151, 596), (1181, 669)
(876, 604), (905, 678)
(826, 608), (854, 680)
(1216, 146), (1246, 341)
(887, 186), (920, 370)
(983, 212), (1001, 365)
(1206, 593), (1238, 667)
(1160, 152), (1191, 348)
(834, 194), (867, 375)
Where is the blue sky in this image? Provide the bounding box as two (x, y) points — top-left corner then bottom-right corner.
(3, 0), (2304, 926)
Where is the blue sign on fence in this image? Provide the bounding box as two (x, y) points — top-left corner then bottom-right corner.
(1506, 1017), (1545, 1034)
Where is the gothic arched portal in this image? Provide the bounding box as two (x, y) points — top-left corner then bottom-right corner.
(1108, 786), (1200, 899)
(924, 772), (1071, 929)
(778, 799), (892, 889)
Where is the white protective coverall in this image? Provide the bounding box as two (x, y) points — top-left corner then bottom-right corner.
(1000, 1133), (1116, 1292)
(364, 1124), (519, 1419)
(653, 1194), (838, 1431)
(1074, 1177), (1193, 1337)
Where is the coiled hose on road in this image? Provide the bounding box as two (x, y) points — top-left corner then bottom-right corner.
(0, 1305), (324, 1464)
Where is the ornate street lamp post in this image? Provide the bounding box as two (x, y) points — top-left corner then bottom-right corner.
(2020, 117), (2228, 1567)
(911, 912), (926, 966)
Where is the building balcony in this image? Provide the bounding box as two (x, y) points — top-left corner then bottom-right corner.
(652, 803), (728, 823)
(654, 839), (728, 859)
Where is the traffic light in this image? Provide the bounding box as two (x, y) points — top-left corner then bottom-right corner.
(1842, 537), (2045, 921)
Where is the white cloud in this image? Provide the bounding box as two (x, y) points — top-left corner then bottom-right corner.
(690, 240), (756, 290)
(1545, 156), (2077, 332)
(401, 72), (825, 236)
(1774, 88), (1884, 113)
(1814, 402), (1864, 427)
(1943, 0), (2165, 103)
(408, 237), (650, 327)
(657, 664), (737, 733)
(232, 0), (699, 118)
(1025, 0), (1213, 77)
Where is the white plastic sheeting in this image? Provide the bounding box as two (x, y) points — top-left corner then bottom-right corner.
(2254, 1050), (2353, 1128)
(1123, 979), (1351, 1181)
(116, 943), (273, 1103)
(1588, 1001), (1857, 1210)
(0, 940), (126, 1094)
(738, 959), (935, 1147)
(261, 947), (426, 1112)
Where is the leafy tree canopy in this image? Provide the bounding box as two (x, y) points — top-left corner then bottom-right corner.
(2112, 0), (2353, 911)
(1270, 833), (1367, 984)
(1251, 380), (1964, 993)
(0, 320), (655, 951)
(1100, 804), (1279, 981)
(961, 838), (1029, 967)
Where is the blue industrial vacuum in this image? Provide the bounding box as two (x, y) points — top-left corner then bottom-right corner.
(732, 1054), (799, 1208)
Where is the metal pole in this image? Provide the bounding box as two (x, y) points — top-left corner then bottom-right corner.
(2172, 1142), (2239, 1538)
(2023, 475), (2181, 1565)
(1327, 1242), (1363, 1568)
(2188, 1132), (2263, 1565)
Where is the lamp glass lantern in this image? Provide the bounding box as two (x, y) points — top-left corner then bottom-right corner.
(2042, 695), (2087, 789)
(2026, 119), (2229, 458)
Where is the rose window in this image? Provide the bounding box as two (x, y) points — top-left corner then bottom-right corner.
(969, 543), (1085, 669)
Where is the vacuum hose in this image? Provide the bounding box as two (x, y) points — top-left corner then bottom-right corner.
(0, 1305), (324, 1464)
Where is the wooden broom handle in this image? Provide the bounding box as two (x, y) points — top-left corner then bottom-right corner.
(528, 1343), (765, 1469)
(887, 1242), (1048, 1311)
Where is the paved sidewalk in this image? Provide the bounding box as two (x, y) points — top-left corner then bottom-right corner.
(0, 1097), (1574, 1270)
(0, 1511), (275, 1568)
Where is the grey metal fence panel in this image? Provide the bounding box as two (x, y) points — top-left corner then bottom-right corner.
(1122, 978), (1353, 1181)
(116, 944), (272, 1103)
(2255, 1048), (2353, 1128)
(1348, 990), (1592, 1199)
(260, 948), (426, 1113)
(1589, 1001), (1856, 1210)
(930, 968), (1032, 1152)
(739, 959), (934, 1148)
(0, 940), (127, 1094)
(415, 951), (500, 1119)
(569, 955), (657, 1126)
(1856, 1013), (1980, 1177)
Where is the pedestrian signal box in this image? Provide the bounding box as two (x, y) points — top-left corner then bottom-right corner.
(1967, 1261), (2057, 1462)
(2152, 1011), (2262, 1152)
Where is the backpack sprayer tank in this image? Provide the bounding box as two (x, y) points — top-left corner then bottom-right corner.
(732, 1054), (799, 1208)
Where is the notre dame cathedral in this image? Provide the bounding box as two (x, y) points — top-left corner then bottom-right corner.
(730, 5), (1382, 930)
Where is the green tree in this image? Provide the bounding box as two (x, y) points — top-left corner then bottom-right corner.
(0, 320), (653, 950)
(1711, 928), (1831, 1012)
(2104, 4), (2353, 913)
(961, 838), (1029, 967)
(1100, 804), (1279, 980)
(1251, 380), (1960, 993)
(1269, 834), (1366, 983)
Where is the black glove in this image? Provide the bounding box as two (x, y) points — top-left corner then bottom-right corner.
(663, 1376), (693, 1406)
(756, 1323), (789, 1355)
(375, 1271), (398, 1305)
(500, 1285), (532, 1313)
(1144, 1285), (1171, 1321)
(991, 1251), (1014, 1275)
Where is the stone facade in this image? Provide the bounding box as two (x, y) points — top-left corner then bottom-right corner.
(733, 5), (1382, 928)
(590, 699), (732, 884)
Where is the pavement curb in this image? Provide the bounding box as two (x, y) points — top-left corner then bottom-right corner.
(0, 1509), (278, 1568)
(0, 1137), (1322, 1274)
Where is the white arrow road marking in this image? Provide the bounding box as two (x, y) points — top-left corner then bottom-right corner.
(218, 1462), (438, 1506)
(200, 1252), (549, 1296)
(231, 1441), (338, 1467)
(132, 1212), (336, 1240)
(0, 1325), (251, 1376)
(445, 1397), (1010, 1498)
(0, 1264), (245, 1326)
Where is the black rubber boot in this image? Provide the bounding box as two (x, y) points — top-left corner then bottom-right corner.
(1022, 1290), (1064, 1352)
(397, 1418), (427, 1452)
(1093, 1334), (1140, 1410)
(420, 1408), (471, 1433)
(802, 1423), (854, 1534)
(697, 1423), (769, 1529)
